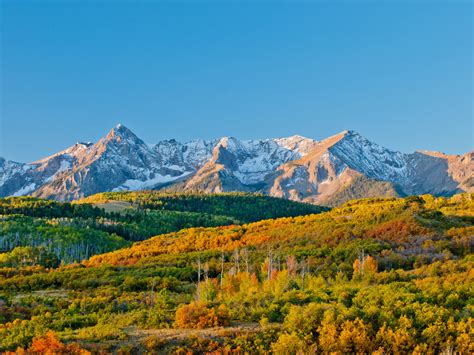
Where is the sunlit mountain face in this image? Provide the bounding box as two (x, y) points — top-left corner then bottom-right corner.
(0, 125), (472, 204)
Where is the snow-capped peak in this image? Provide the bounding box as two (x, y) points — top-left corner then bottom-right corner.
(274, 135), (317, 157)
(216, 137), (241, 151)
(0, 126), (471, 202)
(328, 130), (409, 182)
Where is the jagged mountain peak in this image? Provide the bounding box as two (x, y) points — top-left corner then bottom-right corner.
(113, 123), (128, 132)
(105, 123), (140, 142)
(32, 141), (94, 166)
(0, 127), (471, 203)
(274, 135), (317, 156)
(92, 125), (152, 162)
(276, 134), (312, 142)
(215, 136), (241, 150)
(318, 129), (361, 145)
(310, 130), (400, 162)
(340, 129), (360, 136)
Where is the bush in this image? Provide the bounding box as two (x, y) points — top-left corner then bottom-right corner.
(271, 332), (306, 355)
(8, 331), (91, 355)
(175, 302), (229, 329)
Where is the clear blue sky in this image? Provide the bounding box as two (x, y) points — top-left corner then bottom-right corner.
(1, 1), (472, 162)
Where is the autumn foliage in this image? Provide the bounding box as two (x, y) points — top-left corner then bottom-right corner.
(85, 194), (470, 267)
(0, 193), (472, 353)
(7, 331), (90, 355)
(353, 255), (378, 277)
(175, 302), (230, 329)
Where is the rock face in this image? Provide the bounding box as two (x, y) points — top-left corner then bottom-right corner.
(267, 130), (473, 204)
(0, 125), (472, 204)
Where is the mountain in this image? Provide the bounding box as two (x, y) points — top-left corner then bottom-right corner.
(269, 130), (473, 205)
(0, 125), (472, 204)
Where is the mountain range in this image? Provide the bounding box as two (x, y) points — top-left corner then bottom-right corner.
(0, 124), (472, 205)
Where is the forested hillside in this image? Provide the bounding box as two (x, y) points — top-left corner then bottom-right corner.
(77, 191), (327, 222)
(0, 193), (324, 267)
(0, 193), (472, 353)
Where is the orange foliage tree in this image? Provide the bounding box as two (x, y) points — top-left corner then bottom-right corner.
(353, 255), (378, 278)
(9, 331), (91, 355)
(175, 302), (229, 329)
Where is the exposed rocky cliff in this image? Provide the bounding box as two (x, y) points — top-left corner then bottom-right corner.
(0, 125), (471, 204)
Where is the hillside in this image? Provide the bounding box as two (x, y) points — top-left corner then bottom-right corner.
(0, 194), (472, 353)
(0, 193), (324, 266)
(76, 191), (327, 223)
(1, 125), (472, 204)
(85, 193), (474, 267)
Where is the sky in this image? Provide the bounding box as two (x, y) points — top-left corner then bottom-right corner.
(1, 0), (472, 163)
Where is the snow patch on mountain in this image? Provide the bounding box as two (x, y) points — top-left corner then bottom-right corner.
(274, 135), (317, 156)
(12, 183), (36, 197)
(0, 125), (471, 202)
(329, 131), (409, 183)
(113, 171), (193, 191)
(214, 138), (307, 185)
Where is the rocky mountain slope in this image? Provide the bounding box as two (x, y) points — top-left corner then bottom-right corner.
(0, 125), (472, 204)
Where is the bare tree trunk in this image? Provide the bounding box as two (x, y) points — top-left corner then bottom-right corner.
(220, 251), (225, 287)
(233, 248), (240, 273)
(268, 249), (273, 280)
(358, 249), (366, 275)
(204, 262), (209, 302)
(196, 255), (201, 301)
(300, 259), (306, 290)
(241, 248), (250, 274)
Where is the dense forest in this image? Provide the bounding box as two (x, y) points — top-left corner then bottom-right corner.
(77, 191), (327, 222)
(0, 193), (324, 266)
(0, 193), (472, 353)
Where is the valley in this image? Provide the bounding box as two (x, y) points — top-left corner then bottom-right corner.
(0, 192), (472, 353)
(3, 1), (471, 353)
